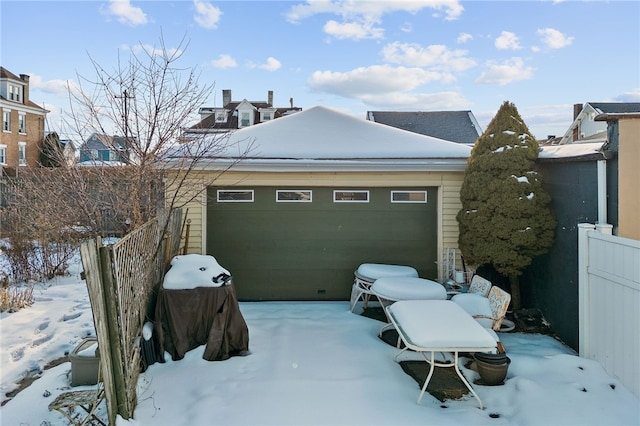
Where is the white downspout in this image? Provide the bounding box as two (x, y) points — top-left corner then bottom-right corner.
(597, 160), (607, 224)
(596, 160), (613, 235)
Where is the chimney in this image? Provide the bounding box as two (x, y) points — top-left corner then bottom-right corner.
(268, 90), (273, 106)
(222, 90), (231, 107)
(20, 74), (29, 103)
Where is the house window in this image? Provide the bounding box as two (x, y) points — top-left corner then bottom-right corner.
(9, 84), (22, 102)
(217, 189), (254, 202)
(0, 145), (6, 165)
(333, 190), (369, 203)
(215, 111), (227, 122)
(18, 142), (27, 165)
(3, 110), (10, 131)
(18, 113), (26, 133)
(276, 190), (312, 202)
(391, 191), (427, 203)
(239, 112), (250, 128)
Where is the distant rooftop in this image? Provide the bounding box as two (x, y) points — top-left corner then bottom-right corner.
(366, 110), (482, 144)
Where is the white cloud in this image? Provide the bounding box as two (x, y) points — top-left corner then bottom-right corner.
(286, 0), (464, 23)
(495, 31), (521, 50)
(308, 65), (452, 97)
(123, 43), (183, 57)
(537, 28), (574, 49)
(193, 0), (222, 29)
(457, 32), (473, 44)
(28, 74), (78, 96)
(400, 22), (413, 33)
(103, 0), (148, 26)
(211, 54), (237, 69)
(286, 1), (463, 41)
(324, 20), (384, 40)
(611, 88), (640, 102)
(381, 42), (476, 72)
(361, 91), (471, 109)
(250, 57), (282, 72)
(307, 64), (470, 108)
(475, 57), (534, 85)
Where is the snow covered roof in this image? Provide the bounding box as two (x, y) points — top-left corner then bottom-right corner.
(538, 141), (607, 161)
(168, 106), (472, 172)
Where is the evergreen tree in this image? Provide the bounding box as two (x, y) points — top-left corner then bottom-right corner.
(40, 132), (64, 167)
(457, 101), (555, 310)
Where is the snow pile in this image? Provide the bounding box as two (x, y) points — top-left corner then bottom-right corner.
(162, 254), (231, 289)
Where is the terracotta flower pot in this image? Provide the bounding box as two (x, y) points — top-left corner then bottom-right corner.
(474, 354), (510, 385)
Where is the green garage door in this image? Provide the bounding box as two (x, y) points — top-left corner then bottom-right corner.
(206, 186), (438, 301)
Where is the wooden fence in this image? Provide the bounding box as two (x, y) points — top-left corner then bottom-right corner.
(80, 208), (183, 424)
(578, 223), (640, 398)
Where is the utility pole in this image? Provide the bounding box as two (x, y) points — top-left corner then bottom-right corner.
(115, 89), (134, 138)
(115, 89), (134, 163)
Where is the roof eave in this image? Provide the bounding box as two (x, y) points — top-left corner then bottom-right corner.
(594, 112), (640, 121)
(162, 158), (469, 173)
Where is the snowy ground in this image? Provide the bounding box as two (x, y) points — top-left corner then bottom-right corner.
(1, 254), (639, 426)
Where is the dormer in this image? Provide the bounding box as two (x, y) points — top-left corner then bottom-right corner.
(0, 68), (27, 104)
(236, 99), (257, 128)
(259, 107), (277, 123)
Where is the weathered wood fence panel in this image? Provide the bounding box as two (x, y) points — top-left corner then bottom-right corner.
(79, 237), (118, 424)
(578, 223), (640, 398)
(80, 209), (183, 424)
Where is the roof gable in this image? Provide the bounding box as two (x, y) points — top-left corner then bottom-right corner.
(0, 67), (21, 81)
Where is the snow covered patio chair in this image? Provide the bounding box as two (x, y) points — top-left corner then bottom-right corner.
(467, 274), (492, 297)
(349, 263), (418, 312)
(452, 286), (511, 331)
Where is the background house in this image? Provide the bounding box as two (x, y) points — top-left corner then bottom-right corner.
(78, 133), (133, 165)
(558, 102), (640, 145)
(166, 106), (471, 301)
(182, 89), (302, 139)
(59, 139), (77, 167)
(0, 67), (48, 176)
(366, 110), (483, 145)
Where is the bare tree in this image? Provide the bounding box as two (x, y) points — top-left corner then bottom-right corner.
(66, 33), (253, 227)
(63, 33), (224, 229)
(1, 33), (251, 281)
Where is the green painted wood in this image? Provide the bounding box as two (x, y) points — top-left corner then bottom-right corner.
(207, 187), (437, 301)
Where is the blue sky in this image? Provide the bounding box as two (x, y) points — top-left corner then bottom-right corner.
(1, 0), (639, 140)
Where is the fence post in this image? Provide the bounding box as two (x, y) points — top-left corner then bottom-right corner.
(99, 245), (132, 418)
(80, 239), (118, 425)
(578, 223), (595, 357)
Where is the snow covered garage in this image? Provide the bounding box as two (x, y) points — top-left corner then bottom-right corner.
(167, 106), (471, 301)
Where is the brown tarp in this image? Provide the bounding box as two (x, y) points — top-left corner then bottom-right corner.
(155, 284), (249, 361)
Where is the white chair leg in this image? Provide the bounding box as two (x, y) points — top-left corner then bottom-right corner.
(350, 285), (364, 312)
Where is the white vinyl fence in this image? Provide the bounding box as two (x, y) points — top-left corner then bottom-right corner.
(578, 223), (640, 398)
